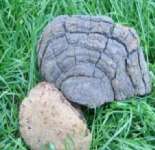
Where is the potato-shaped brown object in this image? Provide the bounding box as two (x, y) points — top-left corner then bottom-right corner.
(38, 15), (151, 108)
(19, 82), (91, 150)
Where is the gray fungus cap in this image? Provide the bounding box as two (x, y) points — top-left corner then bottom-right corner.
(37, 15), (151, 108)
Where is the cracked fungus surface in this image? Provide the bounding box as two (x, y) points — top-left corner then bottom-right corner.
(38, 15), (151, 108)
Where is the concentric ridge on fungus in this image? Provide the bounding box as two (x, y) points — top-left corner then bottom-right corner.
(37, 15), (151, 108)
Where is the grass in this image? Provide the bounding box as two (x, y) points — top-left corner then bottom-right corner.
(0, 0), (155, 149)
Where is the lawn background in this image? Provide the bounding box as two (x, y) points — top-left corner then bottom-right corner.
(0, 0), (155, 149)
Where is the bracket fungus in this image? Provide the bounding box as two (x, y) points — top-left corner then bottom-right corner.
(38, 15), (151, 108)
(19, 82), (91, 150)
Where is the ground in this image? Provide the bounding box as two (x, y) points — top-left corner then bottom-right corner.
(0, 0), (155, 150)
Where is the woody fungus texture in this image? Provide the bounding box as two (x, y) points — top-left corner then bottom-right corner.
(38, 15), (151, 108)
(19, 82), (92, 150)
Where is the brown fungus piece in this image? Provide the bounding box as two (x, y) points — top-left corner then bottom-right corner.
(19, 82), (92, 150)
